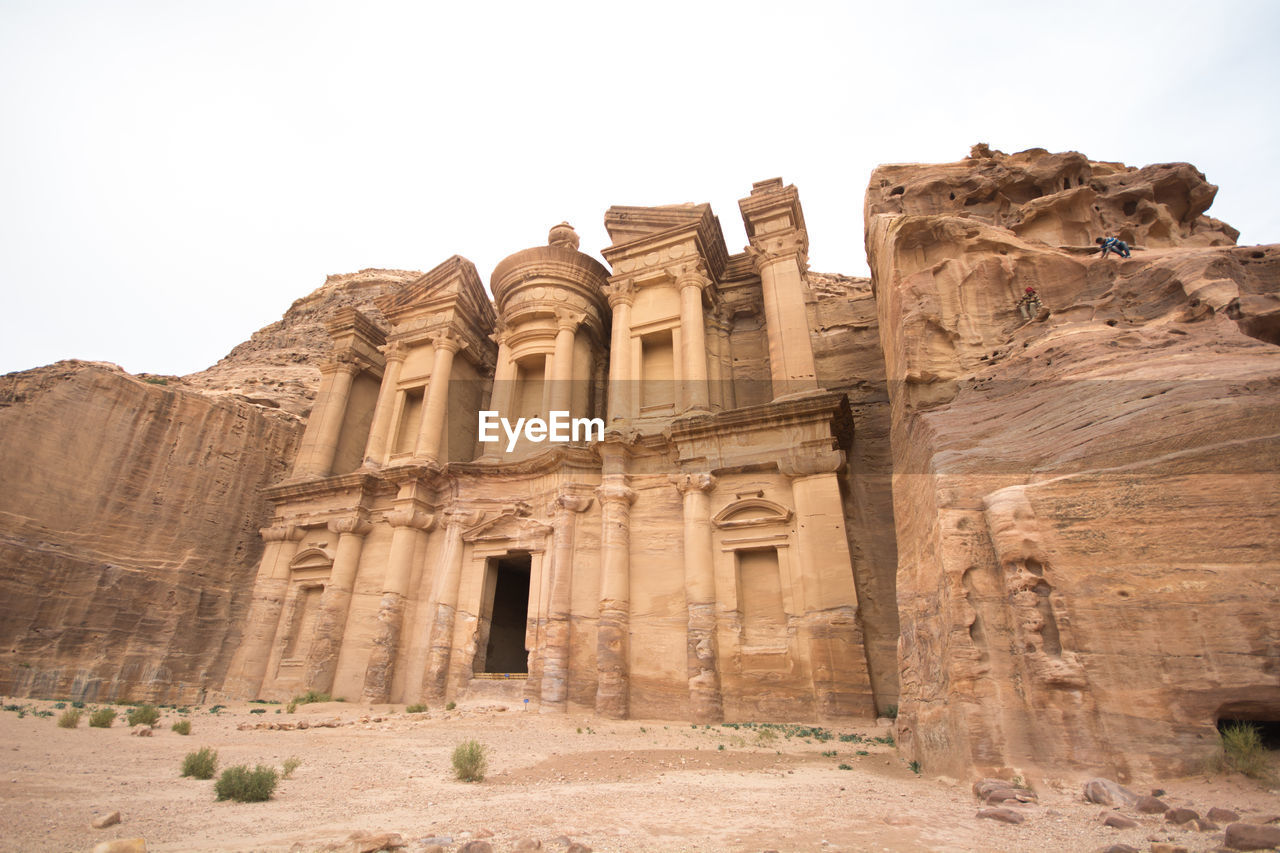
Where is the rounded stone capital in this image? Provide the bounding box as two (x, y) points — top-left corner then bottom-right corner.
(671, 472), (716, 495)
(595, 483), (636, 507)
(386, 508), (436, 530)
(260, 524), (304, 543)
(603, 279), (635, 308)
(328, 516), (373, 537)
(381, 341), (408, 363)
(555, 309), (586, 333)
(776, 447), (845, 479)
(431, 332), (464, 355)
(319, 353), (362, 376)
(552, 493), (594, 516)
(675, 267), (710, 292)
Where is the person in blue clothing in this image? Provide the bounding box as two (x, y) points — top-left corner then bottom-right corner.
(1096, 236), (1131, 258)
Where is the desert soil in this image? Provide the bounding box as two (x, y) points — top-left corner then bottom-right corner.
(1, 698), (1276, 852)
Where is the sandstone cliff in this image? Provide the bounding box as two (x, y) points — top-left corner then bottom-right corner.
(0, 270), (414, 702)
(866, 145), (1280, 781)
(180, 269), (420, 416)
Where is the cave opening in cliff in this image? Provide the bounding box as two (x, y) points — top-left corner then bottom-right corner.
(480, 553), (531, 674)
(1216, 700), (1280, 750)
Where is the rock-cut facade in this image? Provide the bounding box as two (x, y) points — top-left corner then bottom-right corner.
(224, 179), (881, 721)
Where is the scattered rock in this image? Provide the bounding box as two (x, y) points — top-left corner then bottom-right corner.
(92, 811), (122, 829)
(343, 831), (404, 853)
(512, 840), (541, 852)
(458, 843), (492, 853)
(1135, 795), (1168, 814)
(1102, 814), (1138, 829)
(1093, 846), (1138, 853)
(91, 841), (147, 853)
(1225, 822), (1280, 851)
(420, 847), (444, 853)
(565, 844), (592, 853)
(1148, 844), (1188, 853)
(129, 725), (152, 737)
(1209, 807), (1241, 824)
(474, 828), (494, 839)
(976, 808), (1025, 825)
(1150, 788), (1166, 797)
(1192, 818), (1219, 832)
(1164, 807), (1199, 826)
(1083, 778), (1138, 807)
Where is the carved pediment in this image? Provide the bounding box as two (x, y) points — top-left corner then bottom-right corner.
(712, 498), (793, 530)
(289, 548), (333, 571)
(462, 507), (553, 547)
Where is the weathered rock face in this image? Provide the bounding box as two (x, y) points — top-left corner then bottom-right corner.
(180, 269), (419, 416)
(0, 362), (301, 702)
(0, 270), (414, 703)
(867, 145), (1280, 780)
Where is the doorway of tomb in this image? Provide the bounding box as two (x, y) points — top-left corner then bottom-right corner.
(478, 552), (532, 674)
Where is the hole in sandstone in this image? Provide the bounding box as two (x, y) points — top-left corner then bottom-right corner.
(1251, 251), (1265, 259)
(1123, 200), (1138, 216)
(890, 186), (905, 196)
(1189, 297), (1201, 307)
(1106, 319), (1118, 326)
(1217, 710), (1280, 750)
(1116, 589), (1131, 599)
(1063, 179), (1070, 191)
(949, 192), (955, 200)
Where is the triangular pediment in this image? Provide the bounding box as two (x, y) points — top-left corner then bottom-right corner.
(463, 508), (552, 544)
(377, 255), (496, 330)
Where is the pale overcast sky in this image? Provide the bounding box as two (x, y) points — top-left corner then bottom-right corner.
(2, 1), (1277, 377)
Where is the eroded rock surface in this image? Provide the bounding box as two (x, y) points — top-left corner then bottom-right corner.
(868, 145), (1280, 779)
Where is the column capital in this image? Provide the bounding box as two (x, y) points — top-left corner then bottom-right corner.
(595, 483), (636, 507)
(551, 493), (594, 516)
(430, 330), (465, 354)
(328, 515), (373, 537)
(386, 508), (436, 531)
(555, 309), (586, 332)
(603, 279), (635, 308)
(319, 352), (363, 376)
(442, 507), (485, 530)
(671, 472), (716, 496)
(745, 229), (810, 273)
(260, 524), (305, 543)
(777, 446), (844, 479)
(674, 262), (710, 291)
(380, 340), (409, 363)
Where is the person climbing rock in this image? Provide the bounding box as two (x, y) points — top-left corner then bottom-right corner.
(1096, 236), (1131, 258)
(1017, 286), (1042, 320)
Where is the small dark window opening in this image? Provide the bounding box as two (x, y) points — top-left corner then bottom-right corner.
(890, 186), (905, 196)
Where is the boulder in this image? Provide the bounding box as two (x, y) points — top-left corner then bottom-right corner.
(1083, 779), (1138, 807)
(1225, 823), (1280, 851)
(976, 808), (1025, 825)
(91, 811), (122, 829)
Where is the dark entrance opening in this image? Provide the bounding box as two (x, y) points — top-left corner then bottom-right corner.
(1217, 716), (1280, 750)
(481, 553), (531, 674)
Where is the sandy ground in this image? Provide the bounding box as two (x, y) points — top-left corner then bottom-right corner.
(0, 699), (1277, 853)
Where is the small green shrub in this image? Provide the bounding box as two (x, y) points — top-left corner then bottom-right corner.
(909, 760), (921, 774)
(1220, 721), (1270, 779)
(249, 708), (266, 715)
(71, 700), (85, 709)
(181, 747), (218, 780)
(208, 704), (225, 714)
(126, 704), (160, 727)
(57, 709), (81, 728)
(171, 720), (191, 735)
(406, 703), (428, 714)
(286, 700), (297, 714)
(885, 704), (899, 720)
(281, 756), (301, 779)
(291, 690), (331, 705)
(53, 701), (66, 709)
(88, 707), (116, 728)
(451, 739), (488, 782)
(838, 763), (853, 770)
(215, 764), (278, 802)
(445, 701), (456, 711)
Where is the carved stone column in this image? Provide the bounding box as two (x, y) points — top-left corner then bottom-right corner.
(422, 509), (475, 700)
(778, 446), (874, 717)
(673, 472), (723, 723)
(676, 267), (711, 413)
(361, 508), (435, 703)
(595, 476), (636, 718)
(303, 515), (372, 695)
(549, 310), (583, 417)
(362, 342), (406, 467)
(293, 355), (359, 478)
(604, 280), (634, 423)
(415, 332), (463, 462)
(540, 493), (593, 712)
(224, 524), (304, 698)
